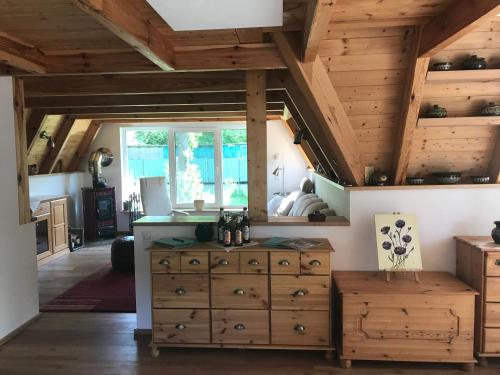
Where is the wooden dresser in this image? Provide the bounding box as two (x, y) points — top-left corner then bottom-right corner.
(333, 271), (477, 370)
(148, 239), (334, 358)
(456, 236), (500, 366)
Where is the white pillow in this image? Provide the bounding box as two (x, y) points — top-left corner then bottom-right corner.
(289, 193), (314, 216)
(289, 193), (318, 216)
(302, 202), (328, 216)
(267, 195), (284, 216)
(276, 191), (303, 216)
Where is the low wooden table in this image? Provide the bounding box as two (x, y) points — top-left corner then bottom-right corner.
(333, 271), (478, 371)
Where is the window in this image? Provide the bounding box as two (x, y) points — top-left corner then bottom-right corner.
(121, 123), (248, 209)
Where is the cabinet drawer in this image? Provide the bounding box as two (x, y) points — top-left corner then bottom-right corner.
(271, 275), (330, 310)
(180, 252), (208, 273)
(240, 251), (268, 274)
(270, 251), (300, 274)
(484, 328), (500, 353)
(210, 251), (239, 273)
(211, 275), (269, 309)
(485, 277), (500, 302)
(486, 252), (500, 277)
(485, 303), (500, 328)
(152, 274), (209, 308)
(151, 251), (180, 274)
(153, 309), (210, 344)
(300, 252), (330, 275)
(271, 310), (330, 346)
(212, 310), (269, 344)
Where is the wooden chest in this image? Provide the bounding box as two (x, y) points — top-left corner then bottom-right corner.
(149, 239), (334, 357)
(456, 236), (500, 366)
(334, 271), (477, 370)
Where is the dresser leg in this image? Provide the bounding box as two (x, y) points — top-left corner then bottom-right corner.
(150, 345), (160, 358)
(477, 357), (488, 367)
(324, 350), (334, 361)
(461, 363), (474, 372)
(339, 359), (352, 369)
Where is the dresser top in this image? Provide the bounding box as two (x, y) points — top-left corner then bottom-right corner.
(455, 236), (500, 251)
(334, 271), (478, 295)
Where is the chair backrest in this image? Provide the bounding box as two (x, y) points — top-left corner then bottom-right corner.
(139, 177), (172, 216)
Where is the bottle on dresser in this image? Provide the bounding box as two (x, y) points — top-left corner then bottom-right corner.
(217, 208), (225, 244)
(234, 216), (243, 247)
(223, 216), (232, 247)
(241, 207), (250, 243)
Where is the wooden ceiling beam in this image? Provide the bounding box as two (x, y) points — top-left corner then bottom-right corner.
(26, 109), (47, 154)
(0, 34), (46, 74)
(67, 120), (103, 172)
(72, 0), (175, 71)
(419, 0), (500, 57)
(283, 116), (319, 171)
(302, 0), (335, 62)
(101, 115), (282, 124)
(39, 116), (76, 174)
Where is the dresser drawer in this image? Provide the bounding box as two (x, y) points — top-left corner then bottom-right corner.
(210, 251), (239, 273)
(240, 251), (268, 274)
(484, 328), (500, 353)
(151, 251), (180, 274)
(486, 252), (500, 277)
(180, 251), (209, 273)
(271, 275), (330, 310)
(152, 274), (209, 308)
(271, 310), (330, 346)
(300, 252), (330, 275)
(485, 277), (500, 302)
(485, 303), (500, 328)
(153, 309), (210, 344)
(211, 275), (269, 309)
(270, 251), (300, 274)
(212, 310), (269, 344)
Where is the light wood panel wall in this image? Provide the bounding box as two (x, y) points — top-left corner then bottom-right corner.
(27, 115), (65, 168)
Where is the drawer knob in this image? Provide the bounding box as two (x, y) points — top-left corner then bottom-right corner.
(189, 259), (201, 265)
(248, 259), (260, 266)
(234, 288), (246, 295)
(496, 259), (500, 266)
(278, 259), (290, 266)
(218, 259), (229, 266)
(174, 288), (186, 296)
(294, 324), (306, 333)
(234, 323), (246, 331)
(159, 259), (170, 266)
(293, 289), (308, 297)
(175, 324), (186, 330)
(309, 260), (321, 267)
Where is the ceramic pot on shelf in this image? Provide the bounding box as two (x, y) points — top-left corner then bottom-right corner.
(425, 104), (447, 118)
(480, 102), (500, 117)
(492, 221), (500, 244)
(461, 55), (487, 70)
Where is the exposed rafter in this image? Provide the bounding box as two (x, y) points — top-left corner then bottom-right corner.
(39, 116), (76, 174)
(68, 111), (284, 121)
(283, 116), (318, 171)
(0, 33), (46, 74)
(302, 0), (335, 62)
(26, 109), (47, 154)
(419, 0), (500, 57)
(67, 120), (103, 172)
(72, 0), (175, 71)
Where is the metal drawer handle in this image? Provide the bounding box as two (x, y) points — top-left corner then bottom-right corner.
(293, 289), (308, 297)
(174, 288), (186, 296)
(234, 323), (246, 331)
(234, 288), (246, 295)
(278, 259), (290, 266)
(175, 324), (186, 330)
(218, 259), (229, 266)
(189, 259), (201, 265)
(248, 259), (260, 266)
(294, 324), (306, 333)
(309, 260), (321, 267)
(159, 259), (170, 266)
(496, 259), (500, 266)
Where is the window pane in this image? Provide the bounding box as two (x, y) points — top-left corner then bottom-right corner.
(222, 129), (248, 206)
(124, 130), (169, 200)
(175, 131), (215, 204)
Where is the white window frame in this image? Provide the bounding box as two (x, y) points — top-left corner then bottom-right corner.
(120, 122), (247, 210)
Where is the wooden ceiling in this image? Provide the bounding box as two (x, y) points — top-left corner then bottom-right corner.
(3, 0), (500, 187)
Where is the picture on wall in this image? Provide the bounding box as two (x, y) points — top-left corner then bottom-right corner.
(375, 213), (422, 272)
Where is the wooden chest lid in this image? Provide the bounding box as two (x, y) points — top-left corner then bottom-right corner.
(455, 236), (500, 251)
(333, 271), (478, 295)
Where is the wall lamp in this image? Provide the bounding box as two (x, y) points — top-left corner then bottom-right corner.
(293, 129), (306, 145)
(40, 130), (55, 149)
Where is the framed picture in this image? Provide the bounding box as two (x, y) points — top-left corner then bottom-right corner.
(375, 213), (422, 272)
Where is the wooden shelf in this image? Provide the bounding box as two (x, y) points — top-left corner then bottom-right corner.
(417, 116), (500, 128)
(426, 69), (500, 83)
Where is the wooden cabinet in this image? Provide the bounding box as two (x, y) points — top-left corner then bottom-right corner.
(149, 239), (334, 357)
(334, 271), (477, 370)
(456, 236), (500, 364)
(50, 198), (69, 253)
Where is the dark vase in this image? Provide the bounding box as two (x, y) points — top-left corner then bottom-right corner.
(195, 223), (214, 242)
(461, 55), (487, 70)
(492, 221), (500, 244)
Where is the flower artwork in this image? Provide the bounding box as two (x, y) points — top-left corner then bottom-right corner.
(375, 214), (422, 272)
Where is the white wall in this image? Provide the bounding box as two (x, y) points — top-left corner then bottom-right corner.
(134, 185), (500, 329)
(85, 120), (311, 231)
(29, 172), (86, 227)
(0, 78), (39, 341)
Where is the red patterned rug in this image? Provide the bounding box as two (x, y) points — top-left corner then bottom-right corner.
(40, 264), (136, 313)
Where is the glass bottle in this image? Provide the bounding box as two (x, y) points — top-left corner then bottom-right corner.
(242, 207), (250, 243)
(223, 216), (232, 247)
(217, 208), (225, 243)
(234, 216), (243, 246)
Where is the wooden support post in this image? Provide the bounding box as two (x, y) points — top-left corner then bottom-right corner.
(246, 70), (268, 221)
(302, 0), (336, 62)
(67, 120), (103, 172)
(12, 78), (31, 225)
(489, 130), (500, 184)
(39, 116), (76, 174)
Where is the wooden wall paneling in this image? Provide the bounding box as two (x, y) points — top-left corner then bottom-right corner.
(26, 109), (47, 154)
(489, 130), (500, 183)
(12, 78), (31, 225)
(419, 0), (500, 57)
(72, 0), (175, 71)
(0, 34), (46, 74)
(67, 121), (103, 172)
(56, 119), (94, 172)
(39, 116), (76, 174)
(246, 70), (268, 221)
(393, 27), (430, 185)
(302, 0), (336, 62)
(273, 32), (364, 185)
